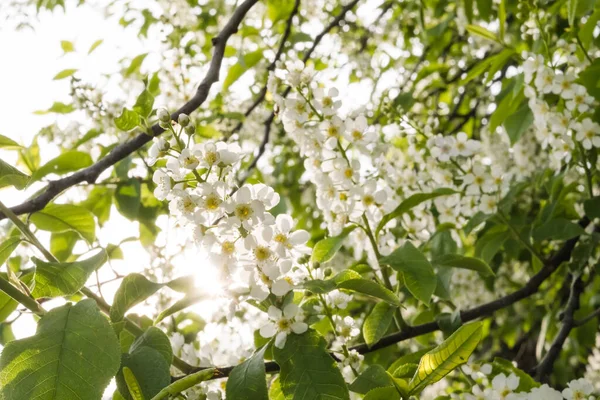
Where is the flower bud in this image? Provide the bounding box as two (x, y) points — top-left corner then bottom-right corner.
(159, 120), (171, 130)
(178, 113), (190, 127)
(184, 125), (195, 135)
(157, 108), (171, 123)
(324, 267), (333, 277)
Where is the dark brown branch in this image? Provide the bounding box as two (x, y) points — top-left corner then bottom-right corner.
(174, 217), (590, 381)
(533, 275), (583, 382)
(0, 0), (260, 221)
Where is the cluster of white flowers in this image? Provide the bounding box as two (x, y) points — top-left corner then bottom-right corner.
(522, 41), (599, 168)
(269, 58), (517, 265)
(150, 109), (313, 349)
(455, 360), (597, 400)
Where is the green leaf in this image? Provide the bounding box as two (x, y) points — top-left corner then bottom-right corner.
(31, 250), (107, 298)
(34, 101), (75, 114)
(349, 364), (393, 394)
(30, 203), (96, 243)
(584, 197), (600, 219)
(130, 326), (173, 365)
(363, 387), (401, 400)
(334, 270), (401, 306)
(392, 363), (418, 379)
(88, 39), (103, 54)
(273, 330), (349, 400)
(0, 272), (34, 322)
(463, 0), (474, 22)
(266, 0), (295, 22)
(377, 188), (456, 234)
(269, 377), (285, 400)
(475, 229), (510, 264)
(122, 367), (144, 400)
(380, 242), (436, 305)
(116, 347), (171, 400)
(387, 347), (434, 373)
(311, 226), (356, 264)
(110, 273), (164, 322)
(60, 40), (74, 53)
(301, 278), (336, 294)
(53, 68), (77, 80)
(115, 108), (141, 131)
(466, 24), (499, 42)
(568, 0), (579, 26)
(460, 57), (494, 85)
(532, 218), (585, 242)
(133, 89), (155, 118)
(226, 345), (268, 400)
(0, 134), (22, 150)
(489, 88), (524, 133)
(579, 59), (600, 101)
(150, 369), (215, 400)
(432, 255), (494, 277)
(0, 159), (29, 190)
(0, 299), (120, 399)
(115, 181), (142, 220)
(408, 322), (483, 395)
(0, 237), (21, 267)
(504, 103), (533, 145)
(81, 186), (113, 226)
(363, 302), (395, 348)
(485, 49), (514, 83)
(223, 49), (264, 91)
(29, 151), (93, 183)
(476, 0), (492, 20)
(125, 53), (148, 76)
(50, 231), (79, 262)
(581, 9), (600, 49)
(74, 128), (103, 148)
(154, 293), (204, 324)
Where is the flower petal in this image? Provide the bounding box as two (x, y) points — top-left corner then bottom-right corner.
(291, 322), (308, 334)
(274, 331), (288, 349)
(259, 323), (276, 338)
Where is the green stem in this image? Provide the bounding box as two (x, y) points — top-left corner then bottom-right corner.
(0, 200), (57, 262)
(575, 33), (594, 64)
(577, 142), (594, 198)
(0, 276), (46, 316)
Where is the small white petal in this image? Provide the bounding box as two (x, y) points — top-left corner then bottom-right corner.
(289, 230), (309, 245)
(268, 306), (282, 320)
(276, 214), (293, 233)
(274, 331), (288, 349)
(259, 323), (277, 338)
(291, 322), (308, 334)
(283, 303), (299, 318)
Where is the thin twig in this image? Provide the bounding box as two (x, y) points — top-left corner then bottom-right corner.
(533, 275), (583, 382)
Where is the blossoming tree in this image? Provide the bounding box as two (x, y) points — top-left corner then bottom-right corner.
(0, 0), (599, 398)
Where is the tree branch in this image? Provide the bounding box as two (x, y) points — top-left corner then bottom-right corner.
(174, 217), (590, 381)
(533, 275), (583, 382)
(0, 0), (260, 221)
